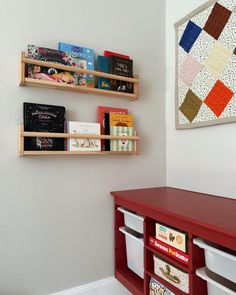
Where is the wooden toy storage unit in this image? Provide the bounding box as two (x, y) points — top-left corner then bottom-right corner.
(111, 187), (236, 295)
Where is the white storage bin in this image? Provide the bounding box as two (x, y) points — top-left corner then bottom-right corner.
(196, 267), (236, 295)
(118, 207), (144, 234)
(193, 238), (236, 283)
(119, 226), (144, 278)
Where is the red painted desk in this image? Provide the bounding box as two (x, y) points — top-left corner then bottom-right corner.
(111, 187), (236, 295)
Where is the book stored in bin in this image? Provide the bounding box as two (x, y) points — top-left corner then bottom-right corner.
(110, 55), (133, 93)
(97, 106), (128, 151)
(110, 126), (134, 152)
(149, 236), (189, 265)
(27, 45), (87, 86)
(23, 102), (65, 151)
(66, 121), (101, 152)
(149, 277), (175, 295)
(156, 222), (188, 253)
(58, 42), (95, 87)
(97, 55), (110, 90)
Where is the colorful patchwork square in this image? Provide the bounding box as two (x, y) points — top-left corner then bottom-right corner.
(204, 41), (232, 78)
(179, 55), (202, 86)
(179, 21), (202, 53)
(179, 90), (202, 122)
(204, 80), (234, 117)
(204, 3), (232, 40)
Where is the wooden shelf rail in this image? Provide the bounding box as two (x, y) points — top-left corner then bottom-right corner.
(19, 125), (139, 156)
(19, 52), (139, 100)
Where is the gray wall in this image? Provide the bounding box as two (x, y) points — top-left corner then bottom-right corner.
(166, 0), (236, 198)
(0, 1), (166, 294)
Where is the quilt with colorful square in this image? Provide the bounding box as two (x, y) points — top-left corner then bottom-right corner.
(175, 0), (236, 129)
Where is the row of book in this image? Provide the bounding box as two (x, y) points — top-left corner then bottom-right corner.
(23, 103), (135, 152)
(26, 43), (133, 93)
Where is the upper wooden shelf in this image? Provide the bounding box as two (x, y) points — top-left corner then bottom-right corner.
(19, 52), (139, 101)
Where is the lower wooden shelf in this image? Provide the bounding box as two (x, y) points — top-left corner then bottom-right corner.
(18, 124), (139, 156)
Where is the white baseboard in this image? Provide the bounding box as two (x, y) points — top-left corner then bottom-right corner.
(50, 277), (116, 295)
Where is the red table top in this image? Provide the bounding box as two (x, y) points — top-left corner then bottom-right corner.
(111, 187), (236, 248)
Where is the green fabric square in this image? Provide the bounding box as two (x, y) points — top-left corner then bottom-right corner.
(179, 90), (202, 122)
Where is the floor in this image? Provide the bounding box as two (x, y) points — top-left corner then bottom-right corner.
(79, 279), (131, 295)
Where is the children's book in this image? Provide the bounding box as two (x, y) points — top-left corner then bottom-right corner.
(109, 113), (133, 128)
(109, 55), (133, 93)
(58, 42), (95, 88)
(27, 45), (87, 86)
(23, 102), (65, 151)
(66, 121), (101, 152)
(104, 50), (130, 59)
(97, 55), (110, 90)
(110, 126), (134, 152)
(149, 277), (175, 295)
(96, 106), (128, 151)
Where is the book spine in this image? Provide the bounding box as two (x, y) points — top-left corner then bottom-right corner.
(149, 236), (189, 265)
(104, 113), (110, 151)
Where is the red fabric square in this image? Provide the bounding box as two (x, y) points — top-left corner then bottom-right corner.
(204, 81), (234, 117)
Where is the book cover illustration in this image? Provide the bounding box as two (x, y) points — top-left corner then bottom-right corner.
(155, 223), (188, 253)
(58, 42), (95, 87)
(96, 106), (128, 151)
(27, 45), (87, 86)
(23, 102), (65, 151)
(109, 113), (133, 128)
(67, 121), (101, 152)
(149, 277), (175, 295)
(110, 55), (133, 93)
(97, 56), (110, 90)
(110, 126), (134, 152)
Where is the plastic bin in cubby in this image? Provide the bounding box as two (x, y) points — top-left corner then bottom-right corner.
(193, 238), (236, 284)
(119, 226), (144, 279)
(196, 267), (236, 295)
(117, 207), (144, 234)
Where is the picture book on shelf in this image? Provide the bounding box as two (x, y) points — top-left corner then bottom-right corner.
(110, 55), (133, 93)
(27, 45), (87, 86)
(96, 106), (128, 151)
(66, 121), (101, 152)
(58, 42), (95, 88)
(97, 55), (110, 90)
(110, 126), (134, 152)
(104, 50), (130, 59)
(104, 113), (133, 151)
(23, 102), (65, 151)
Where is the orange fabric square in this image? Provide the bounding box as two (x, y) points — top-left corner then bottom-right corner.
(204, 81), (234, 117)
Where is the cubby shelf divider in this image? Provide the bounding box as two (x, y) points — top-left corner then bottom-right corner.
(19, 52), (139, 100)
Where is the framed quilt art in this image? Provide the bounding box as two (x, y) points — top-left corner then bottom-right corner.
(175, 0), (236, 129)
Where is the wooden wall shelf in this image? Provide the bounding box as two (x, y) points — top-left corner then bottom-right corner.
(19, 52), (139, 101)
(18, 125), (139, 157)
